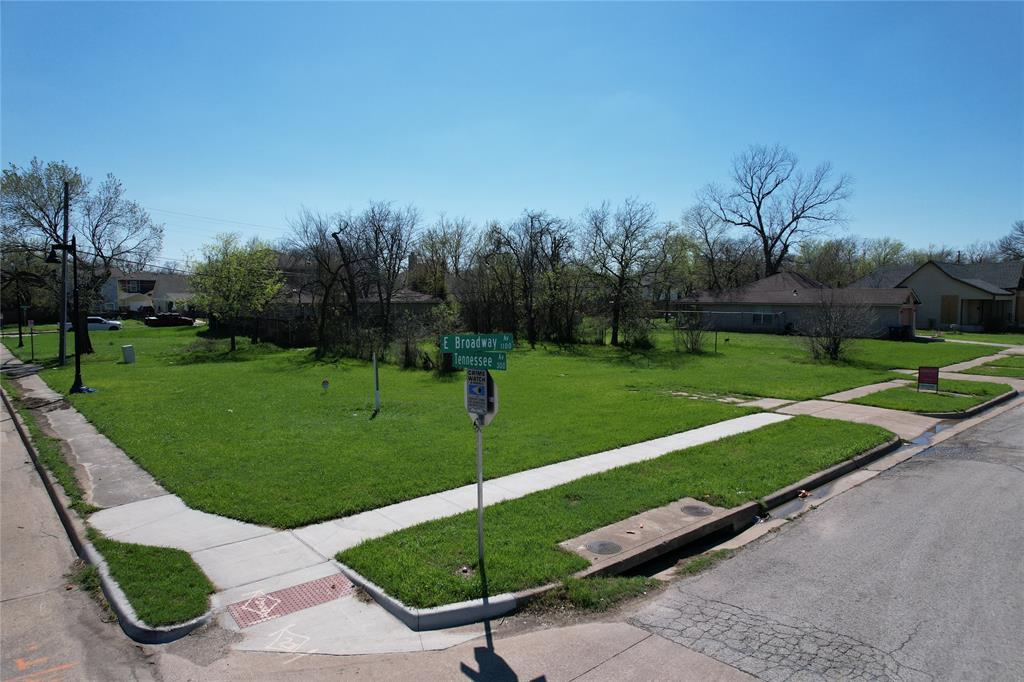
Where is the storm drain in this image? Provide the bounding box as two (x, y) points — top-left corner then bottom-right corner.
(586, 540), (623, 555)
(228, 574), (355, 628)
(681, 504), (713, 517)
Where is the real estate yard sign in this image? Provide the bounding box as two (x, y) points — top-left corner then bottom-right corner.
(917, 366), (939, 393)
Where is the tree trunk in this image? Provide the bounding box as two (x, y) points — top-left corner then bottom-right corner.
(229, 321), (237, 352)
(610, 294), (621, 346)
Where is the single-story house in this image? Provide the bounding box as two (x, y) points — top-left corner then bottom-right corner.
(850, 260), (1024, 331)
(681, 272), (919, 337)
(98, 269), (193, 314)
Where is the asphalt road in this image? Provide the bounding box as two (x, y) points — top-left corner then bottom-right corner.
(630, 402), (1024, 681)
(0, 401), (155, 682)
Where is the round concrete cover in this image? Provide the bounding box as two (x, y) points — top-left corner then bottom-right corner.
(681, 504), (713, 516)
(586, 540), (623, 555)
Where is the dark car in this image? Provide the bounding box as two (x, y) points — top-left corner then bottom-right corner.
(143, 313), (195, 327)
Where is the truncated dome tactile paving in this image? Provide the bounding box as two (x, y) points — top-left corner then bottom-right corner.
(228, 574), (356, 628)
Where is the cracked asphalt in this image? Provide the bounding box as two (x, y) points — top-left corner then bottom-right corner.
(630, 402), (1024, 681)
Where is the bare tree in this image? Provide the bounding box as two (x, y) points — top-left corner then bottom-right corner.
(289, 209), (356, 356)
(412, 214), (473, 297)
(684, 206), (757, 292)
(363, 201), (418, 348)
(74, 175), (164, 351)
(996, 220), (1024, 261)
(800, 291), (875, 361)
(699, 144), (852, 277)
(584, 198), (667, 346)
(491, 210), (569, 347)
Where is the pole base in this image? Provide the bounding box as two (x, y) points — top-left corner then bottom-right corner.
(70, 384), (96, 394)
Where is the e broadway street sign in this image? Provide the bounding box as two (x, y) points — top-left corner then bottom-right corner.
(441, 333), (514, 353)
(451, 349), (507, 371)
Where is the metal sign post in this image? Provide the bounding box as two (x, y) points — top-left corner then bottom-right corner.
(28, 320), (35, 363)
(465, 368), (498, 592)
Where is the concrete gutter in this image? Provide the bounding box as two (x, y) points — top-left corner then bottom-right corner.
(340, 435), (902, 630)
(916, 389), (1019, 420)
(1, 388), (212, 644)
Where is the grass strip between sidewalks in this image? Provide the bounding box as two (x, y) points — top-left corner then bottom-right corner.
(337, 416), (892, 609)
(851, 378), (1013, 413)
(962, 355), (1024, 379)
(88, 529), (214, 627)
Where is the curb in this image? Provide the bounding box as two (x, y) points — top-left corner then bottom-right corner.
(342, 435), (903, 630)
(759, 436), (901, 510)
(333, 560), (517, 631)
(917, 389), (1019, 420)
(1, 387), (213, 644)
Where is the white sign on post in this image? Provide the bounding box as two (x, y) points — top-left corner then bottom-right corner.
(465, 369), (498, 426)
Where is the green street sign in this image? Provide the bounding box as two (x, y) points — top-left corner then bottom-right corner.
(442, 333), (514, 353)
(451, 349), (507, 371)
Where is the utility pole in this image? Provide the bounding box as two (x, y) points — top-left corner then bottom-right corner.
(58, 181), (70, 366)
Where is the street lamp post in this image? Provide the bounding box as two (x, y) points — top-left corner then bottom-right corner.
(46, 235), (93, 394)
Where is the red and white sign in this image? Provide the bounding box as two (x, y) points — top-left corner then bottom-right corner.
(917, 366), (939, 392)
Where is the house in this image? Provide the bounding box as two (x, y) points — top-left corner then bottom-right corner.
(681, 272), (919, 337)
(850, 260), (1024, 331)
(98, 269), (193, 315)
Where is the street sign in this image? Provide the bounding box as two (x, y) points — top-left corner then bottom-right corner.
(27, 320), (34, 329)
(465, 369), (498, 425)
(451, 349), (507, 371)
(441, 333), (514, 353)
(917, 366), (939, 393)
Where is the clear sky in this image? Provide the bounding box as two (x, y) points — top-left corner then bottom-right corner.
(3, 1), (1022, 265)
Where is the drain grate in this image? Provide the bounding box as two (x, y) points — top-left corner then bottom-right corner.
(681, 504), (713, 517)
(585, 540), (622, 555)
(228, 574), (355, 628)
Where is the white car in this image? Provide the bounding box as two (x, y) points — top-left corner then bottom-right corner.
(67, 316), (123, 331)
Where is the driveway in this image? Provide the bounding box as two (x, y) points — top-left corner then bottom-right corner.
(630, 403), (1024, 681)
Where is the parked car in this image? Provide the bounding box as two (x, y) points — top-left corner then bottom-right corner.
(67, 316), (123, 331)
(143, 313), (195, 327)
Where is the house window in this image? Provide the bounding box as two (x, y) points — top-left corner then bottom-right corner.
(120, 279), (156, 294)
(752, 308), (772, 326)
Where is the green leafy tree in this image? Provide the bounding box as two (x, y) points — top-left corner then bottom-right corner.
(191, 234), (284, 351)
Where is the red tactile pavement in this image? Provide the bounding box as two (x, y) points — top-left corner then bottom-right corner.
(228, 574), (355, 628)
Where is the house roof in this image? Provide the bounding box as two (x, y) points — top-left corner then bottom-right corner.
(851, 260), (1023, 295)
(848, 265), (918, 288)
(686, 272), (917, 307)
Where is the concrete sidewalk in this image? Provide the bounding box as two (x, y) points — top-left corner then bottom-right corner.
(819, 379), (909, 402)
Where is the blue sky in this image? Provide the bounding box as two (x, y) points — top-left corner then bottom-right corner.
(3, 1), (1022, 265)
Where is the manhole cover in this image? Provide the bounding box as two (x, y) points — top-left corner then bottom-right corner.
(681, 504), (713, 516)
(585, 540), (622, 555)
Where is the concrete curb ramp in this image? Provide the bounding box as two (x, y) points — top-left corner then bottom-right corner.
(0, 388), (213, 644)
(340, 436), (901, 631)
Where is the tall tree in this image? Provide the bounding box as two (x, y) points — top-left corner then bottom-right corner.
(996, 220), (1024, 261)
(73, 175), (163, 352)
(699, 144), (852, 276)
(491, 210), (569, 347)
(584, 198), (666, 346)
(363, 201), (418, 347)
(190, 234), (284, 351)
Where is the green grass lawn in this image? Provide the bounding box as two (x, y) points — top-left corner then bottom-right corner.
(961, 355), (1024, 379)
(89, 530), (213, 626)
(915, 330), (1024, 346)
(337, 416), (892, 608)
(2, 324), (988, 528)
(851, 378), (1013, 413)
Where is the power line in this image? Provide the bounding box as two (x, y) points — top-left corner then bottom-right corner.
(145, 206), (291, 233)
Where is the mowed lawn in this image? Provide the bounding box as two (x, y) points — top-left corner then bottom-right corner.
(3, 324), (992, 528)
(338, 416), (893, 608)
(962, 354), (1024, 379)
(852, 378), (1013, 413)
(915, 330), (1024, 346)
